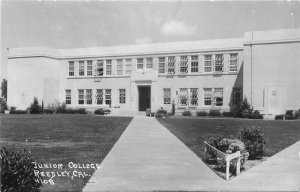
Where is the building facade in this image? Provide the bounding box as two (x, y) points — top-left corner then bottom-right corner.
(7, 28), (300, 115)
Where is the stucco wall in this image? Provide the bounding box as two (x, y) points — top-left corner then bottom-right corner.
(7, 57), (63, 109)
(243, 29), (300, 114)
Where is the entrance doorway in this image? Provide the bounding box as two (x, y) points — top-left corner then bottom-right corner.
(138, 86), (151, 111)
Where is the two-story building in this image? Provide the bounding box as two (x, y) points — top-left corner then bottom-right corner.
(7, 28), (300, 116)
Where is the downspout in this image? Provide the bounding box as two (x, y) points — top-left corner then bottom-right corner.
(250, 32), (253, 105)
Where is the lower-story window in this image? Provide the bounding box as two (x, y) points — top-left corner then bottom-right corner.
(232, 88), (242, 105)
(189, 88), (198, 106)
(96, 89), (103, 105)
(163, 88), (171, 104)
(178, 88), (188, 106)
(66, 89), (71, 104)
(105, 89), (111, 105)
(204, 88), (212, 106)
(86, 89), (92, 104)
(214, 88), (223, 106)
(119, 89), (126, 104)
(204, 88), (223, 106)
(78, 89), (84, 105)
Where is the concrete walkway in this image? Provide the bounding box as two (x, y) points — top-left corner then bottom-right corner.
(83, 116), (222, 191)
(83, 116), (300, 191)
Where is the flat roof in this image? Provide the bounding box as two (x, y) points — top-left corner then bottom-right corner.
(8, 38), (244, 59)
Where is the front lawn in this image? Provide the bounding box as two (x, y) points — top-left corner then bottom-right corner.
(157, 118), (300, 159)
(0, 114), (132, 192)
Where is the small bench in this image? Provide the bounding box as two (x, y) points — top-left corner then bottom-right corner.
(204, 141), (241, 180)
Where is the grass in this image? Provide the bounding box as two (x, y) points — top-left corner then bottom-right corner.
(0, 114), (132, 192)
(157, 117), (300, 159)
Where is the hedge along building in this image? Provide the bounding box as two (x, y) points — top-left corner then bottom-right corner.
(7, 28), (300, 115)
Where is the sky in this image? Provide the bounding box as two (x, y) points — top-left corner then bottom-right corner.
(1, 0), (300, 79)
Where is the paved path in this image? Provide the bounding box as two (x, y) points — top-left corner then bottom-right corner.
(83, 116), (300, 191)
(83, 116), (222, 191)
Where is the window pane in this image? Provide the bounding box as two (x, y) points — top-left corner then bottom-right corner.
(191, 55), (198, 73)
(119, 89), (126, 104)
(106, 60), (112, 75)
(214, 54), (223, 72)
(229, 53), (238, 72)
(117, 59), (123, 75)
(204, 88), (212, 106)
(158, 57), (165, 74)
(167, 57), (175, 74)
(96, 60), (104, 76)
(105, 89), (111, 105)
(204, 55), (212, 72)
(214, 88), (223, 106)
(79, 61), (85, 76)
(87, 61), (93, 76)
(146, 58), (153, 68)
(86, 89), (92, 104)
(137, 58), (144, 69)
(180, 56), (188, 73)
(78, 89), (84, 104)
(69, 61), (74, 76)
(179, 88), (188, 106)
(232, 88), (241, 105)
(96, 89), (103, 105)
(66, 89), (71, 104)
(190, 88), (198, 106)
(125, 59), (132, 75)
(163, 88), (171, 104)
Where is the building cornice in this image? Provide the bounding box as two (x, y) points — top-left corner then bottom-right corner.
(8, 47), (243, 60)
(243, 38), (300, 46)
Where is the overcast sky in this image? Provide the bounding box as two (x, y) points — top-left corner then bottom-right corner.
(1, 1), (300, 78)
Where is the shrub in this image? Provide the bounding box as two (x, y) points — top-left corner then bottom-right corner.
(182, 111), (192, 116)
(222, 111), (232, 117)
(0, 147), (43, 192)
(239, 126), (266, 160)
(249, 110), (263, 119)
(0, 97), (8, 113)
(285, 110), (295, 120)
(13, 110), (27, 114)
(43, 109), (54, 114)
(275, 114), (284, 120)
(9, 107), (16, 114)
(29, 97), (42, 114)
(156, 109), (168, 118)
(230, 98), (252, 118)
(209, 110), (221, 117)
(56, 102), (67, 114)
(94, 108), (111, 115)
(295, 110), (300, 119)
(67, 108), (87, 114)
(196, 111), (208, 116)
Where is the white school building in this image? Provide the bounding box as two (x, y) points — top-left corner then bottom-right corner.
(7, 28), (300, 115)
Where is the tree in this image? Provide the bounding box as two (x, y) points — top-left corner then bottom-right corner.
(29, 97), (42, 114)
(1, 79), (7, 99)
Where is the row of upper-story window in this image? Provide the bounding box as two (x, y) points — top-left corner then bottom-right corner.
(67, 53), (239, 77)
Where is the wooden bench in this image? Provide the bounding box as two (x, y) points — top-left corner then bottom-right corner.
(204, 141), (241, 180)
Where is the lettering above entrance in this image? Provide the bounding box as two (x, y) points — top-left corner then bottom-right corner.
(135, 80), (152, 84)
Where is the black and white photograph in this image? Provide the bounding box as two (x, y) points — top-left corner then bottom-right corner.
(1, 0), (300, 191)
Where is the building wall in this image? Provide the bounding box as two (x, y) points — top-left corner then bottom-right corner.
(243, 29), (300, 114)
(7, 57), (63, 109)
(60, 51), (243, 113)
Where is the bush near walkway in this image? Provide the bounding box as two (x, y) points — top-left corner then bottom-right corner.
(239, 126), (266, 160)
(1, 147), (43, 192)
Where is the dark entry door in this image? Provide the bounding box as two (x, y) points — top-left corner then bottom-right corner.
(138, 86), (151, 111)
